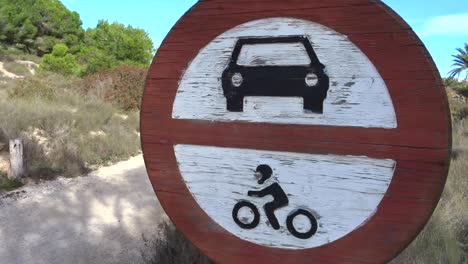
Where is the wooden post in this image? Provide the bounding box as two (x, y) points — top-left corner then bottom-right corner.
(8, 139), (25, 180)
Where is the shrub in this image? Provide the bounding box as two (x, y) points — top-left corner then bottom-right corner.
(83, 65), (147, 110)
(79, 20), (154, 75)
(39, 44), (80, 76)
(0, 74), (140, 179)
(141, 221), (213, 264)
(0, 47), (14, 62)
(446, 78), (468, 98)
(449, 101), (468, 122)
(7, 73), (86, 102)
(8, 76), (57, 101)
(455, 86), (468, 98)
(78, 47), (116, 75)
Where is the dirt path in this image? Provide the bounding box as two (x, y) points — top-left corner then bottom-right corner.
(0, 61), (21, 79)
(0, 60), (38, 80)
(0, 155), (166, 264)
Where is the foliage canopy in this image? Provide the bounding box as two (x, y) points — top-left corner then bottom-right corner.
(448, 43), (468, 80)
(0, 0), (84, 55)
(0, 0), (155, 75)
(79, 20), (155, 75)
(40, 43), (80, 76)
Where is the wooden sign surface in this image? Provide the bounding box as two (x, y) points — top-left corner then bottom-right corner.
(141, 1), (451, 263)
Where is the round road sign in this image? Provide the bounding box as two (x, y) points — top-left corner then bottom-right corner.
(141, 1), (451, 263)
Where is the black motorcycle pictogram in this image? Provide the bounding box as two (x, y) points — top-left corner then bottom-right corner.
(232, 165), (318, 239)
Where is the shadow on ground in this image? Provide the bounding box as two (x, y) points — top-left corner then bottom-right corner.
(0, 155), (166, 264)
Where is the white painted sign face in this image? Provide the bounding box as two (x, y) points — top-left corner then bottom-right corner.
(172, 18), (397, 249)
(176, 145), (395, 249)
(173, 18), (397, 128)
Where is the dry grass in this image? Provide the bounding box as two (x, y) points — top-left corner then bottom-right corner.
(141, 221), (214, 264)
(391, 118), (468, 264)
(3, 61), (32, 77)
(0, 73), (141, 182)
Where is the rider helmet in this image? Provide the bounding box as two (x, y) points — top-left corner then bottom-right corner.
(256, 164), (273, 184)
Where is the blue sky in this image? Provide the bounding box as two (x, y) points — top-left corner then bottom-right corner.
(61, 0), (468, 77)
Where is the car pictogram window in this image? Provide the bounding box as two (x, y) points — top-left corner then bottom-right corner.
(222, 36), (330, 113)
(236, 43), (311, 66)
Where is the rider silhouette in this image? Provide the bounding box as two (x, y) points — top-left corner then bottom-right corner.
(247, 164), (289, 230)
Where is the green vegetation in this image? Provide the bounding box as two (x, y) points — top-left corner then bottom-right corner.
(0, 47), (42, 64)
(0, 73), (141, 180)
(79, 20), (154, 75)
(0, 0), (84, 55)
(0, 171), (23, 191)
(448, 43), (468, 80)
(0, 2), (467, 262)
(0, 0), (150, 191)
(40, 44), (79, 76)
(0, 0), (154, 76)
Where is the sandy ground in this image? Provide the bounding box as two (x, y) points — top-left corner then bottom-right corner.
(0, 151), (9, 172)
(0, 155), (166, 264)
(0, 61), (21, 79)
(0, 60), (38, 82)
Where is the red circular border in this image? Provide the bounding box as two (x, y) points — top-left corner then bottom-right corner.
(141, 1), (451, 263)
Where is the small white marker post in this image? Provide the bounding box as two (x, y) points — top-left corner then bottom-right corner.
(8, 139), (25, 180)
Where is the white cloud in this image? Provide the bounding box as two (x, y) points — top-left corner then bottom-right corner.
(419, 13), (468, 37)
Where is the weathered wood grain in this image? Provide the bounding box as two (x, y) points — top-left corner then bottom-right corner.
(236, 42), (311, 66)
(8, 139), (25, 180)
(175, 144), (395, 249)
(173, 18), (397, 128)
(140, 0), (451, 263)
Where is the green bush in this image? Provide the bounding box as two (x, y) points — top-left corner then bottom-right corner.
(39, 44), (80, 76)
(79, 20), (154, 75)
(78, 47), (116, 75)
(83, 65), (147, 110)
(0, 47), (14, 62)
(445, 78), (468, 98)
(0, 0), (84, 56)
(455, 86), (468, 98)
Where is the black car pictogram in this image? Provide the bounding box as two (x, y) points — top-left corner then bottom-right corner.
(222, 36), (330, 113)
